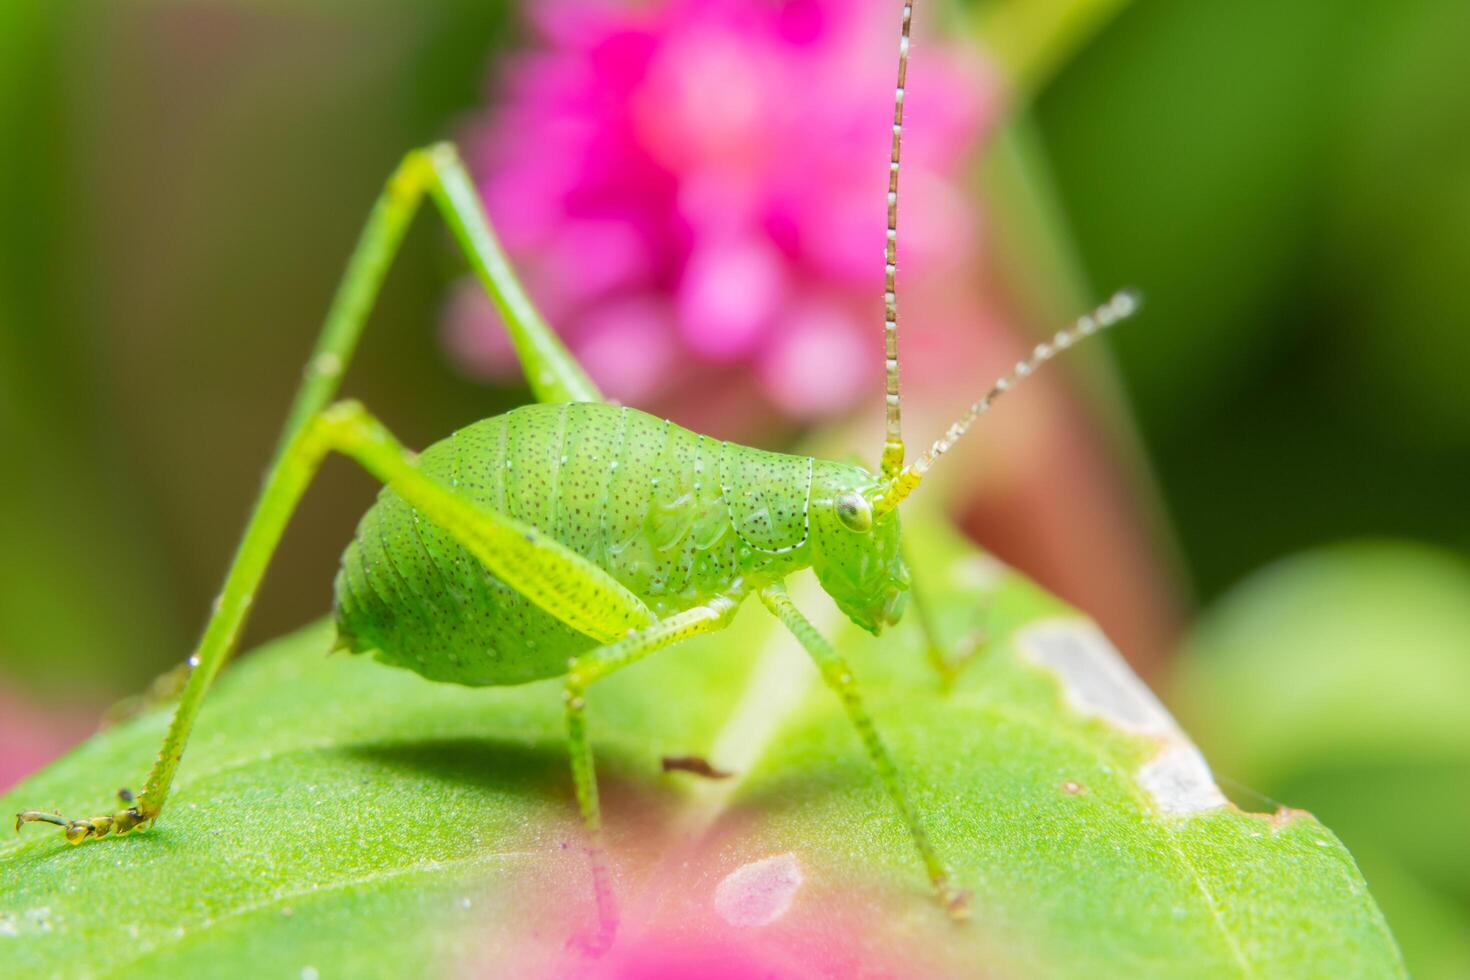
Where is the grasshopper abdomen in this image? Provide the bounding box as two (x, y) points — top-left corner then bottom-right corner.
(334, 402), (816, 686)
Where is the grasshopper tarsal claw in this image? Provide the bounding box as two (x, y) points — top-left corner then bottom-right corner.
(16, 805), (151, 844)
(944, 886), (973, 921)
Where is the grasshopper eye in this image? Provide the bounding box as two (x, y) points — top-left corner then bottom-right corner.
(833, 491), (873, 533)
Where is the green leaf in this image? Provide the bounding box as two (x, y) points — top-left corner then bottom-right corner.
(1172, 542), (1470, 980)
(0, 518), (1400, 978)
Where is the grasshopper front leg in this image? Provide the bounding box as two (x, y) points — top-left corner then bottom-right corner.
(759, 583), (970, 919)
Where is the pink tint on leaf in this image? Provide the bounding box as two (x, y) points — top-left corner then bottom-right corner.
(456, 0), (998, 427)
(462, 825), (970, 980)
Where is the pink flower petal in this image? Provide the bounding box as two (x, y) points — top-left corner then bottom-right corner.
(572, 295), (680, 403)
(454, 0), (999, 421)
(759, 296), (873, 418)
(677, 233), (786, 360)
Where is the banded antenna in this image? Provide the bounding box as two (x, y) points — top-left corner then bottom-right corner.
(879, 0), (915, 481)
(875, 289), (1142, 514)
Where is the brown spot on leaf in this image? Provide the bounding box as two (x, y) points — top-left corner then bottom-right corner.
(661, 755), (734, 780)
(1270, 806), (1311, 828)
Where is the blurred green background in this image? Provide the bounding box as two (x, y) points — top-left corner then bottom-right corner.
(1, 0), (1466, 973)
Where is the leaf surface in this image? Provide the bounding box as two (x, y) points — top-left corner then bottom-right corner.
(1173, 542), (1470, 979)
(0, 518), (1401, 978)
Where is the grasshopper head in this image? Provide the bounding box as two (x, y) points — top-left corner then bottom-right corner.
(809, 461), (910, 635)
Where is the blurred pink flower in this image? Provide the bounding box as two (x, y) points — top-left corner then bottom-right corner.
(448, 0), (997, 428)
(0, 684), (94, 792)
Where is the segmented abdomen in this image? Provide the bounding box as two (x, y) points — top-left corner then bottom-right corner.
(334, 402), (812, 686)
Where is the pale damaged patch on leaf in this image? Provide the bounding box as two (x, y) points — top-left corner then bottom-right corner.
(1019, 620), (1228, 815)
(1137, 743), (1230, 816)
(713, 852), (804, 928)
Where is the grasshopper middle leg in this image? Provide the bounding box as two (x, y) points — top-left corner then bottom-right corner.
(561, 599), (739, 950)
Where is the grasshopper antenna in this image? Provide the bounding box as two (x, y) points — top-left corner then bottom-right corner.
(875, 289), (1142, 514)
(879, 0), (915, 481)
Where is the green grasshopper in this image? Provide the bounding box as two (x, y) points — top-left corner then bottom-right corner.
(16, 0), (1135, 938)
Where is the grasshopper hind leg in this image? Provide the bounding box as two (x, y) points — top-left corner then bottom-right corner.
(16, 789), (151, 845)
(15, 400), (654, 848)
(14, 140), (604, 850)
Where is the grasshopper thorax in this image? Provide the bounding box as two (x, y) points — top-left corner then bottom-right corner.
(808, 459), (909, 636)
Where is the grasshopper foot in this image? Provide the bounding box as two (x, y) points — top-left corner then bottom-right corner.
(15, 790), (153, 844)
(941, 883), (973, 921)
(929, 627), (989, 690)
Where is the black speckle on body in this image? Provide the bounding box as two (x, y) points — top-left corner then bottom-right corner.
(334, 403), (814, 686)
